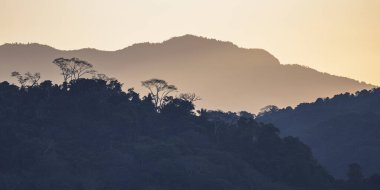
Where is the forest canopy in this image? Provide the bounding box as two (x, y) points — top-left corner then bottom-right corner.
(0, 58), (379, 190)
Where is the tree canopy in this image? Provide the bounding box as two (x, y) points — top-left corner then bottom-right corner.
(1, 58), (379, 190)
(142, 78), (177, 110)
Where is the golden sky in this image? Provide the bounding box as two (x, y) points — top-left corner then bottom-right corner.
(1, 0), (379, 85)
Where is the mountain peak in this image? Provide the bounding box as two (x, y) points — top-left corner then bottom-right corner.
(163, 34), (238, 49)
(166, 34), (213, 42)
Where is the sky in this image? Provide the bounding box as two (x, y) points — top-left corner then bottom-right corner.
(1, 0), (379, 85)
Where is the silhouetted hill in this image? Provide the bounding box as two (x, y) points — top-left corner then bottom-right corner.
(0, 79), (337, 190)
(257, 88), (380, 178)
(0, 35), (375, 112)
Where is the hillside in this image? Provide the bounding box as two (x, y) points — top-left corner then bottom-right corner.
(0, 79), (336, 190)
(0, 35), (374, 112)
(257, 88), (380, 178)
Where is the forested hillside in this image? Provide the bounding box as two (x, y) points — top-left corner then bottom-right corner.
(1, 57), (379, 189)
(258, 88), (380, 178)
(0, 78), (336, 190)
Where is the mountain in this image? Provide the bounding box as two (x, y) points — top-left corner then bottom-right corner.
(257, 88), (380, 178)
(0, 35), (375, 112)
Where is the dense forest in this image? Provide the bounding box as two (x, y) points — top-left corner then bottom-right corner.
(258, 88), (380, 179)
(0, 58), (379, 190)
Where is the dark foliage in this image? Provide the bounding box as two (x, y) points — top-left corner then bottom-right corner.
(0, 79), (339, 190)
(258, 88), (380, 178)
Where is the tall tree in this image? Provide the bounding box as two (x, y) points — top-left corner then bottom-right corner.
(53, 58), (96, 83)
(141, 78), (177, 110)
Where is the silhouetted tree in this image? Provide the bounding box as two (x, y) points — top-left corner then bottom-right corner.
(239, 111), (255, 120)
(258, 105), (279, 117)
(11, 71), (41, 87)
(161, 98), (195, 118)
(53, 57), (96, 83)
(92, 73), (116, 83)
(177, 93), (201, 102)
(141, 78), (177, 110)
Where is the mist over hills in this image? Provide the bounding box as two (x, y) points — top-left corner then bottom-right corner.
(0, 35), (374, 112)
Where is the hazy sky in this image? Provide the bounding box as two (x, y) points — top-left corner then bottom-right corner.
(1, 0), (379, 85)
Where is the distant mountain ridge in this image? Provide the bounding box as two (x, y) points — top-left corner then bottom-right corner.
(0, 35), (375, 112)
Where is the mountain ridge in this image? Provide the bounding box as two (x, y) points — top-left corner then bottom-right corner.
(0, 35), (372, 86)
(0, 35), (375, 112)
(1, 35), (241, 52)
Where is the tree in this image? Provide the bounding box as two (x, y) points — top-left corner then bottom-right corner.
(92, 73), (116, 83)
(52, 58), (71, 83)
(11, 71), (41, 87)
(239, 111), (255, 120)
(177, 93), (201, 102)
(53, 58), (96, 83)
(258, 105), (279, 117)
(161, 98), (195, 118)
(141, 79), (177, 110)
